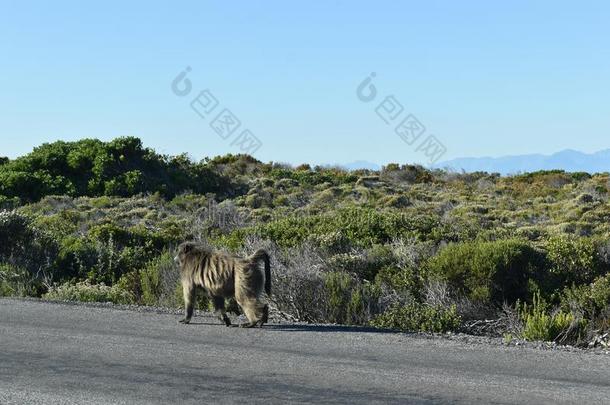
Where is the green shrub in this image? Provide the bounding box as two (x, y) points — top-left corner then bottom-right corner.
(309, 231), (352, 254)
(363, 245), (395, 280)
(427, 239), (544, 304)
(256, 206), (438, 248)
(326, 245), (392, 280)
(590, 274), (610, 310)
(115, 271), (142, 301)
(378, 195), (411, 208)
(268, 165), (357, 187)
(0, 195), (20, 210)
(327, 253), (367, 274)
(140, 253), (180, 306)
(324, 272), (378, 324)
(519, 292), (585, 342)
(0, 210), (58, 282)
(374, 266), (423, 299)
(89, 196), (115, 208)
(103, 170), (144, 197)
(0, 263), (43, 297)
(33, 210), (80, 239)
(0, 137), (230, 202)
(371, 303), (461, 333)
(212, 230), (249, 252)
(545, 235), (607, 287)
(54, 237), (98, 280)
(138, 252), (209, 309)
(560, 273), (610, 317)
(380, 164), (434, 184)
(0, 211), (34, 256)
(74, 223), (170, 283)
(55, 237), (148, 286)
(43, 280), (135, 304)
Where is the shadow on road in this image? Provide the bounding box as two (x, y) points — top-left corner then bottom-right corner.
(181, 321), (224, 326)
(264, 323), (396, 334)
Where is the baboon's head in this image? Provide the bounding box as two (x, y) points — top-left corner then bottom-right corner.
(175, 242), (196, 267)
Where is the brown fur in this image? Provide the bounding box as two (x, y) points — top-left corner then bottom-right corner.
(174, 242), (271, 328)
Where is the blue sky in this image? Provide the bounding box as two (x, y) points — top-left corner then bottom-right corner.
(1, 1), (609, 166)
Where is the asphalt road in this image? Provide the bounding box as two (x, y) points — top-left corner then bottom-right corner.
(1, 299), (609, 404)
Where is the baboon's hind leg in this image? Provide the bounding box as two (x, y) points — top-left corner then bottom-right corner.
(212, 296), (231, 327)
(260, 304), (269, 325)
(239, 300), (266, 328)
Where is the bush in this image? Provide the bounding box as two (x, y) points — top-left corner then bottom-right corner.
(427, 239), (544, 305)
(0, 195), (20, 210)
(0, 210), (58, 284)
(55, 223), (172, 284)
(326, 245), (392, 281)
(54, 237), (98, 281)
(380, 164), (434, 184)
(590, 274), (610, 311)
(0, 263), (43, 297)
(371, 303), (461, 333)
(256, 207), (439, 248)
(374, 266), (422, 300)
(269, 243), (330, 322)
(545, 235), (608, 287)
(327, 253), (368, 275)
(309, 231), (353, 254)
(560, 273), (610, 318)
(140, 253), (183, 307)
(33, 210), (80, 239)
(43, 280), (135, 304)
(519, 292), (586, 343)
(0, 137), (230, 202)
(54, 233), (143, 285)
(324, 271), (379, 325)
(114, 271), (142, 302)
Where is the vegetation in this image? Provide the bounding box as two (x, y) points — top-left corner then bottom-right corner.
(43, 280), (135, 304)
(371, 303), (461, 333)
(1, 137), (609, 346)
(519, 291), (586, 343)
(0, 137), (228, 203)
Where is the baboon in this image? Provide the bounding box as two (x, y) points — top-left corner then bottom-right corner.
(174, 242), (271, 328)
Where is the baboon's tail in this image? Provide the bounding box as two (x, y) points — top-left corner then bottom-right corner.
(251, 249), (271, 295)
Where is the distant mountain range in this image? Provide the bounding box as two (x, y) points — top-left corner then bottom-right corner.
(340, 160), (381, 171)
(336, 149), (610, 175)
(435, 149), (610, 175)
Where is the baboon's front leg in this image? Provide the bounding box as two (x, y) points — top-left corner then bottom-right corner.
(212, 296), (231, 327)
(179, 280), (195, 324)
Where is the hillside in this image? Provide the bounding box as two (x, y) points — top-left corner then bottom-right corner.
(1, 137), (609, 347)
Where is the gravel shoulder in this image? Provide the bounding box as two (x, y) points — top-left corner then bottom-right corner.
(1, 298), (609, 404)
